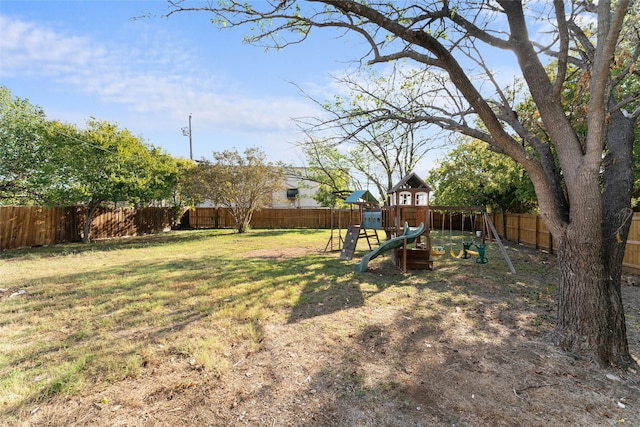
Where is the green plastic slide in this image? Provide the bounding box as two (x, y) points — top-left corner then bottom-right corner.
(354, 222), (425, 272)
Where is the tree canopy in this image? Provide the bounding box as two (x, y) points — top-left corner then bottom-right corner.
(0, 86), (52, 204)
(0, 87), (184, 241)
(45, 118), (182, 242)
(428, 138), (536, 214)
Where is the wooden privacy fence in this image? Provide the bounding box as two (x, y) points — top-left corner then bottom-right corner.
(0, 206), (172, 250)
(487, 212), (640, 275)
(181, 207), (360, 230)
(4, 205), (640, 274)
(487, 213), (555, 253)
(621, 214), (640, 275)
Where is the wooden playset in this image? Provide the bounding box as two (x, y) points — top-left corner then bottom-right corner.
(332, 172), (514, 273)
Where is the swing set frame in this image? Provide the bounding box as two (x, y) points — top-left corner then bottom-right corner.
(428, 206), (516, 274)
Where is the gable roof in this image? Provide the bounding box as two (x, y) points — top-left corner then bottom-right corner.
(388, 172), (432, 193)
(344, 190), (379, 205)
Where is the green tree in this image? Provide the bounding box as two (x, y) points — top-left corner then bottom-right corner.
(428, 138), (537, 237)
(168, 158), (200, 226)
(136, 146), (183, 206)
(181, 147), (285, 233)
(0, 87), (52, 204)
(428, 138), (537, 212)
(311, 168), (352, 208)
(45, 118), (178, 242)
(165, 1), (640, 367)
(1, 87), (184, 231)
(516, 60), (640, 211)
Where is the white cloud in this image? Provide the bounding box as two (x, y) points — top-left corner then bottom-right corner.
(0, 15), (98, 75)
(0, 14), (318, 137)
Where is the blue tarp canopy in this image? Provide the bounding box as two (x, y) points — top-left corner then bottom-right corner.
(344, 190), (379, 205)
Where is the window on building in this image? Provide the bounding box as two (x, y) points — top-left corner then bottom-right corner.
(287, 188), (299, 199)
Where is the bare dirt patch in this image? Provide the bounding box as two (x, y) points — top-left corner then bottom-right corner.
(6, 243), (640, 427)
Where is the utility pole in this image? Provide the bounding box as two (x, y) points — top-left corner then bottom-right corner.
(182, 113), (193, 160)
(188, 113), (193, 160)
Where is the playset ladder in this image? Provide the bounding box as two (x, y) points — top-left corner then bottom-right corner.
(340, 225), (380, 260)
(340, 225), (361, 260)
(361, 226), (380, 250)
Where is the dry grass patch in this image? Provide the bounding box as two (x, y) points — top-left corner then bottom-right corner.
(1, 228), (638, 426)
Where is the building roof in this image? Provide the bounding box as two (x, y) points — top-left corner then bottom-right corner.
(344, 190), (380, 205)
(388, 172), (432, 193)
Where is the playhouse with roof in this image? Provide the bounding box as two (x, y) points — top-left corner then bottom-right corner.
(334, 172), (514, 274)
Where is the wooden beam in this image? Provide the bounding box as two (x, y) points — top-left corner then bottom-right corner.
(484, 212), (517, 274)
(428, 205), (487, 212)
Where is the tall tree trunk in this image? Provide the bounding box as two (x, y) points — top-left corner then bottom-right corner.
(600, 109), (636, 367)
(553, 109), (636, 368)
(82, 202), (99, 243)
(499, 208), (507, 241)
(554, 222), (634, 367)
(553, 225), (611, 364)
(602, 231), (634, 368)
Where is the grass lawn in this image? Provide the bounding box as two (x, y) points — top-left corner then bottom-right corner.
(1, 228), (638, 426)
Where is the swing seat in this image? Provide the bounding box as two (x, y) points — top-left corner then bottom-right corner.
(431, 246), (446, 256)
(450, 248), (464, 258)
(466, 249), (479, 257)
(475, 244), (488, 264)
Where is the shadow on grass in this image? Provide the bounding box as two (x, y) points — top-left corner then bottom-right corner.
(207, 244), (634, 426)
(0, 231), (563, 421)
(287, 236), (556, 325)
(0, 243), (354, 412)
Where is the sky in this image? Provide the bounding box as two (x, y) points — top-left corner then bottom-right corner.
(0, 0), (365, 167)
(0, 1), (536, 179)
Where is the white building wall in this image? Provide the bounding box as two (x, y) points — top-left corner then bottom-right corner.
(271, 174), (321, 208)
(197, 170), (322, 208)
